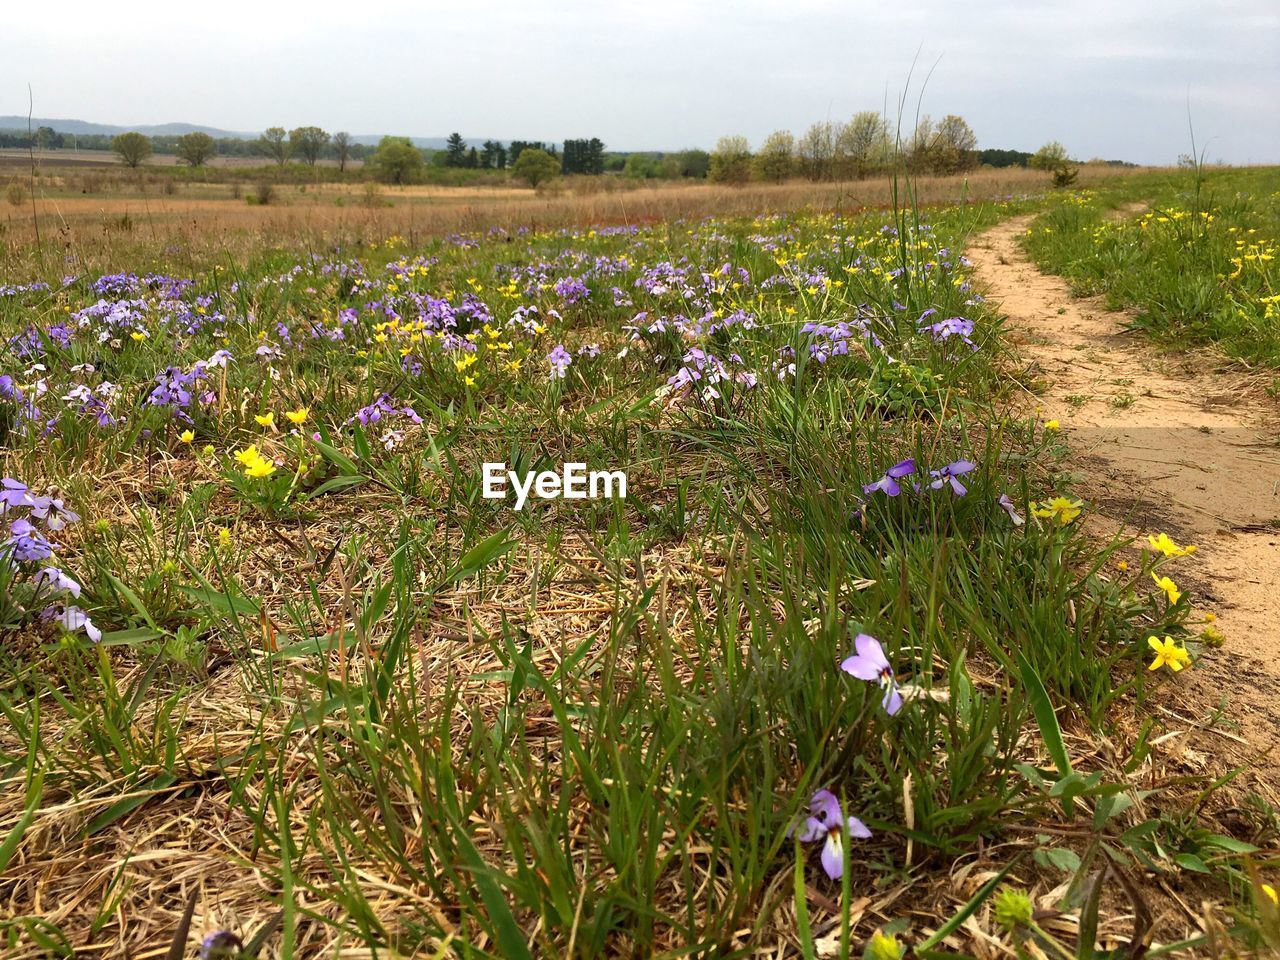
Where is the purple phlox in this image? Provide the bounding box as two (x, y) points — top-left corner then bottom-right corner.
(29, 496), (80, 531)
(925, 459), (977, 496)
(998, 493), (1025, 526)
(5, 518), (55, 563)
(840, 633), (904, 715)
(791, 789), (872, 880)
(547, 344), (573, 380)
(862, 458), (916, 498)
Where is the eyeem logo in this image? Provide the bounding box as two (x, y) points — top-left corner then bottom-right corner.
(482, 463), (627, 510)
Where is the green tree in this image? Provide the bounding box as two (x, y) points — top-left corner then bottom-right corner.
(708, 135), (752, 184)
(755, 130), (794, 183)
(511, 147), (560, 187)
(1029, 141), (1077, 187)
(111, 131), (153, 168)
(175, 132), (216, 167)
(289, 126), (329, 166)
(257, 127), (291, 165)
(369, 136), (424, 184)
(444, 132), (467, 167)
(332, 132), (353, 172)
(674, 149), (710, 178)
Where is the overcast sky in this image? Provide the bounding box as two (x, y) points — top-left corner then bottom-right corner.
(6, 0), (1278, 164)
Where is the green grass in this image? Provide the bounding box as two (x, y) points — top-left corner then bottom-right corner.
(1023, 166), (1280, 364)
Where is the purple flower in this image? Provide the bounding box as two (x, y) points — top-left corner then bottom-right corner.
(862, 459), (915, 498)
(30, 496), (79, 531)
(35, 566), (81, 598)
(45, 605), (101, 643)
(791, 789), (872, 880)
(547, 344), (572, 380)
(926, 459), (977, 496)
(998, 493), (1025, 526)
(841, 633), (904, 715)
(0, 478), (32, 512)
(5, 519), (55, 563)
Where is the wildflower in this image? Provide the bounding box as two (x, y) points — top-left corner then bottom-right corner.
(30, 497), (79, 532)
(1147, 532), (1196, 558)
(254, 412), (275, 428)
(926, 459), (976, 496)
(1151, 574), (1182, 605)
(997, 493), (1024, 526)
(179, 430), (195, 443)
(244, 457), (276, 479)
(862, 459), (915, 498)
(217, 528), (232, 548)
(1044, 419), (1060, 431)
(285, 407), (309, 425)
(1148, 635), (1191, 672)
(1200, 625), (1225, 648)
(1263, 883), (1278, 906)
(1117, 560), (1129, 572)
(5, 519), (55, 563)
(791, 789), (872, 880)
(46, 604), (102, 643)
(34, 566), (81, 598)
(1033, 496), (1083, 525)
(0, 477), (33, 512)
(993, 887), (1034, 930)
(841, 633), (904, 715)
(547, 344), (573, 380)
(201, 931), (244, 960)
(1204, 612), (1216, 622)
(867, 931), (905, 960)
(201, 444), (215, 457)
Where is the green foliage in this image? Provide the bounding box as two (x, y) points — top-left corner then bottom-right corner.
(288, 126), (330, 166)
(511, 147), (560, 187)
(369, 135), (424, 184)
(173, 131), (215, 167)
(709, 134), (753, 184)
(110, 131), (153, 168)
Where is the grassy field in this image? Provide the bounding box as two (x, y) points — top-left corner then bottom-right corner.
(1023, 167), (1280, 366)
(1, 168), (1278, 958)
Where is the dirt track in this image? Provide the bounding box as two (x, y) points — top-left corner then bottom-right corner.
(970, 214), (1280, 774)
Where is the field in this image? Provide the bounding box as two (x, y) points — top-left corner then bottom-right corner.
(1, 164), (1279, 959)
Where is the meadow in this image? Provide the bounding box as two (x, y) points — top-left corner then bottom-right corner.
(0, 165), (1278, 959)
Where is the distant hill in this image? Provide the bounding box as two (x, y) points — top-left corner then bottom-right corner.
(0, 118), (508, 151)
(0, 116), (258, 139)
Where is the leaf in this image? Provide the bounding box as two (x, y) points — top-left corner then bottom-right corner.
(1173, 853), (1210, 873)
(916, 856), (1021, 952)
(1016, 651), (1072, 778)
(454, 825), (533, 960)
(301, 474), (366, 500)
(450, 528), (515, 583)
(106, 572), (159, 632)
(87, 772), (179, 835)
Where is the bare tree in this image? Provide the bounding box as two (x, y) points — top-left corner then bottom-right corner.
(797, 121), (839, 181)
(333, 131), (353, 172)
(837, 112), (890, 179)
(257, 127), (291, 165)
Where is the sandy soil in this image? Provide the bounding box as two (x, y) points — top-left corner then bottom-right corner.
(970, 214), (1280, 780)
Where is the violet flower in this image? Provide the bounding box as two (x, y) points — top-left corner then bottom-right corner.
(862, 459), (915, 498)
(841, 633), (904, 715)
(926, 459), (977, 496)
(792, 789), (872, 880)
(998, 493), (1025, 526)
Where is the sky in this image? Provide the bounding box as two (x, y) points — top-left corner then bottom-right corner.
(6, 0), (1279, 164)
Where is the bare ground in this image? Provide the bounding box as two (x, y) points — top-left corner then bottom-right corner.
(970, 215), (1280, 794)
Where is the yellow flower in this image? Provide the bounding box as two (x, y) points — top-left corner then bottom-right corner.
(1147, 635), (1190, 672)
(1201, 625), (1225, 648)
(285, 407), (310, 425)
(255, 413), (275, 428)
(1044, 419), (1060, 431)
(1264, 883), (1278, 905)
(1147, 532), (1196, 558)
(234, 445), (261, 466)
(244, 457), (276, 479)
(201, 444), (215, 457)
(1117, 560), (1129, 572)
(1033, 496), (1083, 525)
(1151, 574), (1182, 605)
(179, 430), (195, 444)
(1204, 612), (1216, 622)
(217, 527), (232, 547)
(464, 375), (476, 387)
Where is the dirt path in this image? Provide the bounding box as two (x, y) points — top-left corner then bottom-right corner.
(969, 214), (1280, 778)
